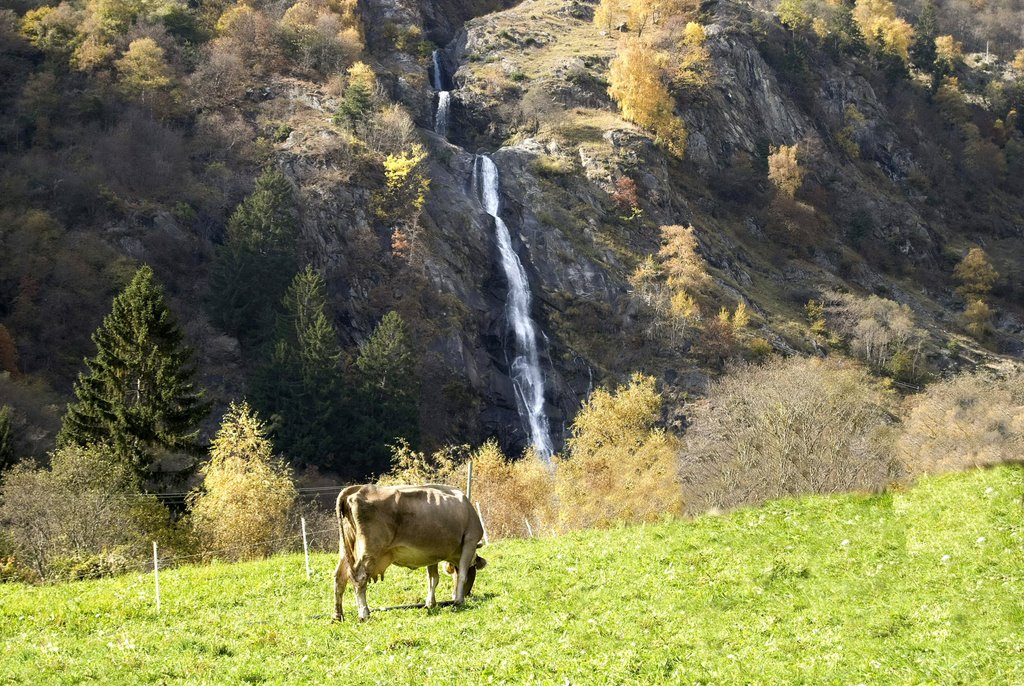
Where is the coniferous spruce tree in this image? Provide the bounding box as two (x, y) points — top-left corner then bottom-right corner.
(351, 310), (419, 474)
(58, 265), (210, 483)
(251, 266), (348, 472)
(827, 0), (867, 58)
(0, 405), (15, 473)
(209, 168), (299, 349)
(910, 1), (938, 73)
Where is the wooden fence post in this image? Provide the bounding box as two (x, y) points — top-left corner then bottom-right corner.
(153, 541), (160, 613)
(466, 461), (473, 501)
(301, 517), (311, 580)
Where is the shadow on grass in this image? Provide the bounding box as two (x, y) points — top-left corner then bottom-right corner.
(317, 593), (496, 622)
(383, 591), (497, 614)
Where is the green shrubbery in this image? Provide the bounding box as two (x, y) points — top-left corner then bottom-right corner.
(0, 445), (189, 580)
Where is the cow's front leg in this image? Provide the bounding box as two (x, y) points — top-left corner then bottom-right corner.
(453, 544), (477, 605)
(425, 564), (439, 608)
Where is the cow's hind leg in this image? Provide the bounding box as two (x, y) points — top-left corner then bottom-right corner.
(453, 542), (477, 605)
(425, 564), (439, 609)
(351, 556), (371, 621)
(332, 554), (349, 621)
(464, 564), (478, 598)
(354, 581), (370, 621)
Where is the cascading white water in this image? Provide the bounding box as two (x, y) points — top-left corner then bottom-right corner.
(435, 92), (450, 136)
(476, 155), (554, 459)
(432, 51), (450, 137)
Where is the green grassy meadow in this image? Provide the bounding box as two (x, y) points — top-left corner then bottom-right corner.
(2, 467), (1022, 685)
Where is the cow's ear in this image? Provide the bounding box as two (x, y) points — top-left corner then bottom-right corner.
(473, 555), (487, 570)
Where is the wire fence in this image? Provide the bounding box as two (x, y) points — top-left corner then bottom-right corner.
(1, 521), (341, 613)
(131, 485), (347, 507)
(8, 527), (340, 587)
(3, 473), (480, 596)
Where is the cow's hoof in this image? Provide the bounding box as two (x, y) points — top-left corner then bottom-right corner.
(358, 612), (370, 622)
(332, 613), (343, 622)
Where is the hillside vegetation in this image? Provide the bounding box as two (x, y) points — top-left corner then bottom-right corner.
(3, 0), (1024, 475)
(2, 466), (1021, 684)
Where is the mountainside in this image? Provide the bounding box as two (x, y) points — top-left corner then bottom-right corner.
(1, 0), (1023, 473)
(2, 466), (1021, 683)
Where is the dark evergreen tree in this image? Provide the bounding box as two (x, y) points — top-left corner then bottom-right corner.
(825, 0), (867, 58)
(333, 81), (372, 131)
(225, 168), (298, 252)
(58, 266), (210, 483)
(872, 28), (909, 83)
(350, 311), (419, 474)
(0, 405), (15, 473)
(209, 168), (299, 349)
(910, 1), (938, 73)
(250, 266), (348, 471)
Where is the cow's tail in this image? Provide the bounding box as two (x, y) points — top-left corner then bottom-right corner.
(333, 488), (358, 621)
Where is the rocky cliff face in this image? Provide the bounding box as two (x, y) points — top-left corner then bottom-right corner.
(264, 0), (1023, 456)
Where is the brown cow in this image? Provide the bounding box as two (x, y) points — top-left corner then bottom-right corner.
(332, 483), (487, 621)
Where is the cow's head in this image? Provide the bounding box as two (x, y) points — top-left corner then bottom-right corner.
(443, 555), (487, 596)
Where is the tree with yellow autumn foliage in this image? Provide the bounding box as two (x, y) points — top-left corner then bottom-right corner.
(608, 39), (687, 156)
(555, 373), (682, 530)
(933, 34), (962, 74)
(116, 38), (173, 103)
(374, 144), (431, 259)
(673, 22), (712, 91)
(954, 247), (998, 301)
(658, 224), (710, 292)
(188, 402), (297, 559)
(768, 144), (804, 198)
(853, 0), (914, 62)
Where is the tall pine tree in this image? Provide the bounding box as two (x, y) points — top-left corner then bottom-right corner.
(251, 266), (348, 471)
(0, 405), (15, 473)
(210, 168), (299, 349)
(910, 1), (938, 73)
(350, 311), (419, 474)
(58, 265), (210, 483)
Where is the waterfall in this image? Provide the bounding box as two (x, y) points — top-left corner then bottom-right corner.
(432, 51), (450, 137)
(435, 92), (450, 137)
(475, 155), (554, 459)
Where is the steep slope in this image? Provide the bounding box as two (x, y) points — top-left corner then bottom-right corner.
(1, 0), (1023, 467)
(377, 0), (1024, 447)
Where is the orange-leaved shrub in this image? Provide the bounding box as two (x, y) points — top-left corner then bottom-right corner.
(554, 373), (683, 530)
(379, 375), (683, 537)
(188, 401), (297, 560)
(468, 441), (554, 539)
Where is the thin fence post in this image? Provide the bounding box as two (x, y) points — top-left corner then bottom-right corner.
(524, 517), (534, 538)
(153, 541), (160, 613)
(466, 461), (473, 501)
(301, 517), (311, 580)
(476, 501), (488, 545)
